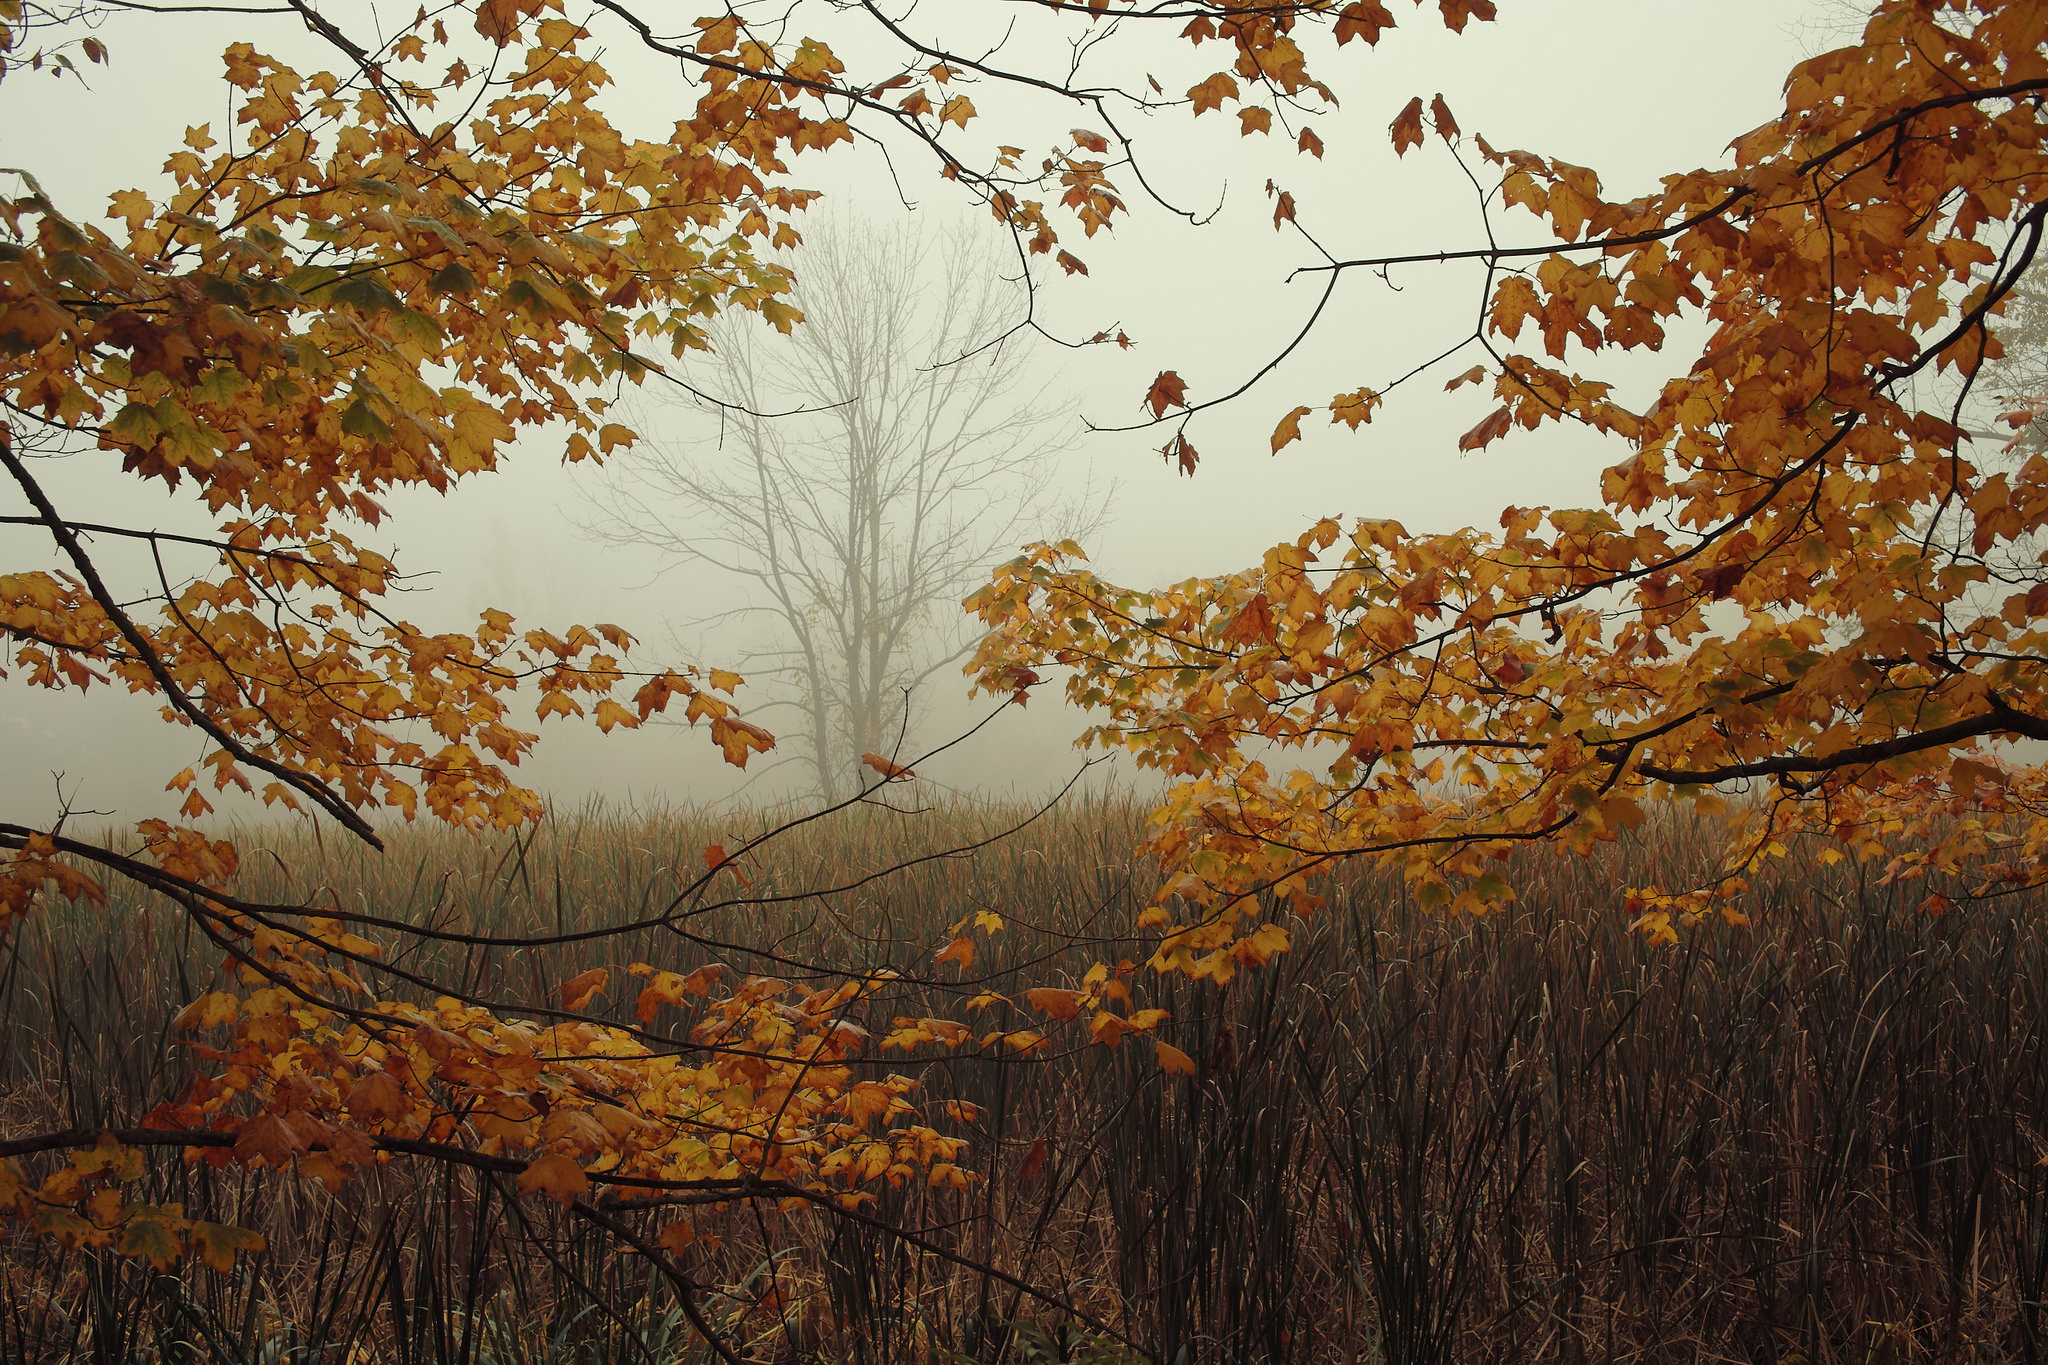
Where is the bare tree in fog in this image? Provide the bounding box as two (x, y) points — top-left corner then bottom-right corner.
(1981, 270), (2048, 454)
(583, 217), (1096, 802)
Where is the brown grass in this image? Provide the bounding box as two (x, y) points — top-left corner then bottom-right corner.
(3, 795), (2047, 1364)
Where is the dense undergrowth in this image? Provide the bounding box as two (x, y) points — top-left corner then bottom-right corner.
(4, 795), (2047, 1364)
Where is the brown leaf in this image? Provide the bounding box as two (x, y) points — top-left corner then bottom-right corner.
(345, 1071), (411, 1126)
(1017, 1136), (1049, 1187)
(473, 0), (522, 46)
(1437, 0), (1498, 33)
(1145, 371), (1189, 419)
(1697, 561), (1749, 600)
(1457, 405), (1512, 452)
(1271, 187), (1297, 231)
(1389, 97), (1425, 157)
(233, 1113), (305, 1169)
(1335, 0), (1396, 45)
(1430, 94), (1460, 142)
(1221, 595), (1275, 649)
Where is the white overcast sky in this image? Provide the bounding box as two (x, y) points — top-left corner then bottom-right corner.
(0, 0), (1844, 826)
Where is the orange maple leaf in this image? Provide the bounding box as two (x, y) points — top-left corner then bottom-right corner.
(1024, 987), (1085, 1021)
(1270, 405), (1312, 453)
(1187, 71), (1238, 115)
(703, 842), (752, 887)
(560, 967), (608, 1012)
(517, 1155), (590, 1207)
(1330, 388), (1381, 430)
(710, 716), (775, 766)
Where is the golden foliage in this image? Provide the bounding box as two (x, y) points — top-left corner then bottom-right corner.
(971, 0), (2048, 973)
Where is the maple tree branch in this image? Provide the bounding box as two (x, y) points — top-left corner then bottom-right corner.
(1297, 186), (1754, 277)
(1581, 680), (1802, 769)
(0, 515), (367, 578)
(1014, 404), (1872, 700)
(1089, 266), (1341, 432)
(146, 537), (331, 782)
(1630, 700), (2048, 788)
(0, 436), (383, 846)
(838, 0), (1212, 230)
(1883, 199), (2047, 389)
(1294, 79), (2048, 279)
(850, 0), (1121, 106)
(95, 2), (292, 12)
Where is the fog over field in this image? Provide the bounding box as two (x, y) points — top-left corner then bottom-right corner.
(0, 0), (1837, 825)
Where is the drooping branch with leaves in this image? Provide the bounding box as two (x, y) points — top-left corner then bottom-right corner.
(970, 0), (2048, 967)
(1, 0), (1420, 1342)
(24, 0), (2045, 1349)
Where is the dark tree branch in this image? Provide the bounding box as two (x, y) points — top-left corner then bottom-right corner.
(0, 434), (383, 846)
(1633, 698), (2048, 788)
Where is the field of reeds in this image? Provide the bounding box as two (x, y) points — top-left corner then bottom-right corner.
(5, 794), (2048, 1364)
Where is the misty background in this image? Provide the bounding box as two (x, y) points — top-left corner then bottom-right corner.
(0, 0), (1882, 826)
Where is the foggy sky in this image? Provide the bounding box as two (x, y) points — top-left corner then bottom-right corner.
(0, 0), (1836, 827)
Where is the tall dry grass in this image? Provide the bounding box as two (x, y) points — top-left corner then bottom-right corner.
(3, 795), (2047, 1363)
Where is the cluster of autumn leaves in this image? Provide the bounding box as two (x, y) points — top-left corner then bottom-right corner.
(973, 0), (2048, 960)
(3, 0), (2047, 1312)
